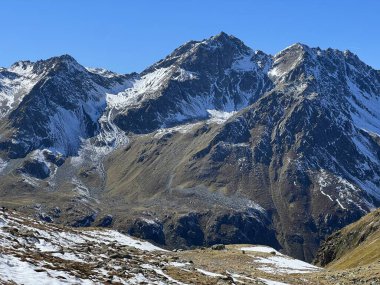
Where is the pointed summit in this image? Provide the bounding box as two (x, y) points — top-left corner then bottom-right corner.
(273, 42), (313, 59)
(211, 31), (230, 40)
(210, 31), (241, 43)
(145, 33), (254, 74)
(205, 32), (250, 51)
(54, 54), (79, 64)
(35, 54), (86, 74)
(47, 54), (81, 66)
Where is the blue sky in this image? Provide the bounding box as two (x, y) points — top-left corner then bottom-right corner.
(2, 0), (379, 73)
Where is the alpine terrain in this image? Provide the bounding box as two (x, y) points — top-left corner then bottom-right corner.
(1, 32), (380, 265)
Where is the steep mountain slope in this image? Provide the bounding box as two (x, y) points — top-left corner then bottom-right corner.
(113, 32), (272, 133)
(0, 33), (379, 263)
(0, 55), (132, 158)
(314, 208), (380, 269)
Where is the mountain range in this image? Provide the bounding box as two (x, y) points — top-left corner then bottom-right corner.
(1, 32), (379, 262)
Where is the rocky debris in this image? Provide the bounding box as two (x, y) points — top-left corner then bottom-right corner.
(71, 213), (96, 227)
(38, 212), (53, 223)
(211, 244), (226, 250)
(42, 150), (65, 166)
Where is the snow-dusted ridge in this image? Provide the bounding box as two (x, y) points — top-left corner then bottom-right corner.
(0, 61), (43, 119)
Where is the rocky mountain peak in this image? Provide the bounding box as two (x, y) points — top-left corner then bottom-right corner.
(113, 33), (273, 134)
(284, 42), (311, 51)
(37, 54), (86, 74)
(207, 31), (249, 50)
(144, 32), (256, 74)
(0, 54), (128, 158)
(7, 55), (85, 80)
(268, 43), (318, 82)
(210, 31), (230, 40)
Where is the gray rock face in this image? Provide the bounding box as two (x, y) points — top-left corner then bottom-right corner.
(18, 159), (50, 179)
(0, 55), (132, 158)
(183, 43), (380, 260)
(114, 32), (272, 133)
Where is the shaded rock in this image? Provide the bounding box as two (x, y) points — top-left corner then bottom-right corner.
(18, 159), (50, 179)
(211, 244), (225, 250)
(128, 218), (165, 245)
(72, 214), (96, 227)
(98, 215), (113, 227)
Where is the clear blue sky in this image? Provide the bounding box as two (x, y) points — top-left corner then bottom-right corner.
(2, 0), (379, 73)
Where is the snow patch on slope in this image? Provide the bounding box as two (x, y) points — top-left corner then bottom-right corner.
(0, 64), (41, 118)
(317, 170), (371, 212)
(0, 158), (7, 174)
(196, 268), (225, 277)
(86, 67), (120, 78)
(153, 122), (201, 138)
(240, 246), (282, 255)
(173, 68), (199, 81)
(152, 109), (236, 138)
(0, 254), (94, 285)
(84, 230), (166, 252)
(259, 278), (291, 285)
(254, 254), (320, 274)
(231, 54), (257, 72)
(114, 67), (172, 108)
(207, 109), (237, 124)
(347, 78), (380, 137)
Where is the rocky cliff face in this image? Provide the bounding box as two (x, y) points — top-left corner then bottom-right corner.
(0, 33), (379, 262)
(113, 33), (272, 133)
(0, 55), (132, 158)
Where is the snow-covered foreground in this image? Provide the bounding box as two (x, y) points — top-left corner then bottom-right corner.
(0, 209), (174, 285)
(0, 210), (324, 285)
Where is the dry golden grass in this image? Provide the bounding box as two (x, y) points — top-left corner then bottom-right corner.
(325, 209), (380, 270)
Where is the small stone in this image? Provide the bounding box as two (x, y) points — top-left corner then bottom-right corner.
(211, 244), (225, 250)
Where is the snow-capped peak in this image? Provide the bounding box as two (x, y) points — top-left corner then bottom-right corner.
(45, 54), (86, 73)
